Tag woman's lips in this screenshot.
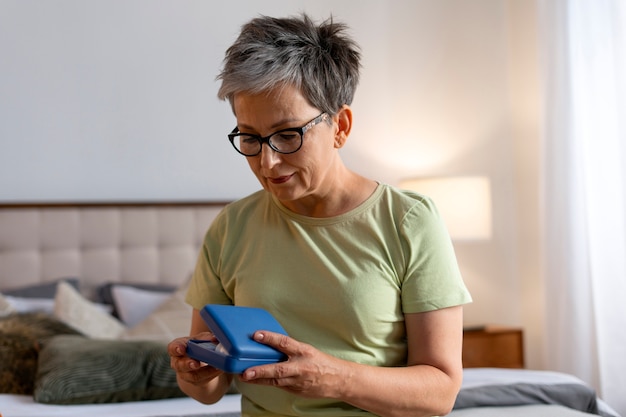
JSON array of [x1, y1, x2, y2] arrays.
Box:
[[269, 174, 293, 184]]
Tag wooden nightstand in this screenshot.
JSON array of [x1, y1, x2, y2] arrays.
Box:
[[462, 325, 524, 368]]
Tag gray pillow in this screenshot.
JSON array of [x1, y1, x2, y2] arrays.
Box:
[[3, 278, 79, 298]]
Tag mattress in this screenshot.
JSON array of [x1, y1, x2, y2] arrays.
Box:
[[0, 393, 242, 417]]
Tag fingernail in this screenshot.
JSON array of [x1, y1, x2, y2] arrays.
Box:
[[255, 332, 264, 341], [189, 361, 197, 369]]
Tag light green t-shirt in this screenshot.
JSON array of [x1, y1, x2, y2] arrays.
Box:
[[186, 184, 471, 417]]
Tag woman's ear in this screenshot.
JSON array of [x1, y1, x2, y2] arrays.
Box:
[[334, 105, 353, 149]]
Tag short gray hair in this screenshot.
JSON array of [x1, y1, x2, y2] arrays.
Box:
[[217, 14, 361, 115]]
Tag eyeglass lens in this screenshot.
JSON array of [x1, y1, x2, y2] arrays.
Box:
[[235, 131, 302, 155]]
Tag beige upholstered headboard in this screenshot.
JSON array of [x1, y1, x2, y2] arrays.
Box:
[[0, 202, 228, 296]]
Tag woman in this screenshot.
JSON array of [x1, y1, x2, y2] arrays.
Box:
[[168, 13, 471, 417]]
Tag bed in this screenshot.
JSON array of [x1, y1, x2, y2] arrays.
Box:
[[0, 202, 621, 417]]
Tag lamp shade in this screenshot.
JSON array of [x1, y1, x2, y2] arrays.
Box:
[[399, 176, 492, 240]]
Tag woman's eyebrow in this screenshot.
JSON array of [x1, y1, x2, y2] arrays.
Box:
[[237, 117, 301, 133]]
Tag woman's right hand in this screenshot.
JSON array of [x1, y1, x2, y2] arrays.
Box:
[[168, 332, 231, 403]]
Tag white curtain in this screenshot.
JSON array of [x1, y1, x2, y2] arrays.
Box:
[[540, 0, 626, 414]]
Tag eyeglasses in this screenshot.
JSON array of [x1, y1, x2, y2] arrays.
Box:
[[228, 112, 329, 156]]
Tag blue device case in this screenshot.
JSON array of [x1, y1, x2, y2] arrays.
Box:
[[186, 304, 288, 374]]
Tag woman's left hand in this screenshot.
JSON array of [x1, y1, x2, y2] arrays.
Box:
[[239, 330, 348, 399]]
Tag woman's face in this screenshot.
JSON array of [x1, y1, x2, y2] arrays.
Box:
[[232, 85, 344, 213]]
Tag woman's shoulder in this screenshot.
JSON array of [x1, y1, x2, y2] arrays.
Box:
[[378, 183, 438, 214], [222, 189, 269, 214], [209, 190, 273, 226]]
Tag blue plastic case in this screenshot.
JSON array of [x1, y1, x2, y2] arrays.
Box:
[[186, 304, 288, 374]]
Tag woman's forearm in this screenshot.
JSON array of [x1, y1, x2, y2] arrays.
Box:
[[177, 372, 232, 405], [335, 362, 461, 417]]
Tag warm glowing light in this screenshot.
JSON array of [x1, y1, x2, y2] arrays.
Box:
[[399, 176, 492, 240]]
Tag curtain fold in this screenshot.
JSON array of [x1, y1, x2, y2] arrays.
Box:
[[540, 1, 626, 415]]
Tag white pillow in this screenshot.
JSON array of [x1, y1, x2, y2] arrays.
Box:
[[1, 295, 55, 314], [111, 285, 172, 327], [121, 280, 192, 342], [54, 281, 126, 339]]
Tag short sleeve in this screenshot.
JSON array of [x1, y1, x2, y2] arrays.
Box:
[[400, 196, 472, 313]]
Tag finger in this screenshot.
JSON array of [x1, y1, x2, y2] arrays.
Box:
[[253, 330, 295, 354], [193, 331, 218, 342], [169, 332, 218, 356], [171, 352, 220, 376], [170, 353, 200, 372], [168, 337, 191, 357], [180, 363, 223, 385], [241, 361, 292, 382]]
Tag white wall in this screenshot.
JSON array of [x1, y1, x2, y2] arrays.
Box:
[[0, 1, 544, 367]]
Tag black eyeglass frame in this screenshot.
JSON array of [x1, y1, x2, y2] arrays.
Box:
[[227, 112, 329, 156]]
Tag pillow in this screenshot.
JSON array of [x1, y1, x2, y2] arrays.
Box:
[[454, 368, 604, 415], [111, 285, 172, 327], [34, 335, 186, 404], [3, 278, 79, 298], [0, 312, 82, 394], [1, 296, 55, 314], [53, 281, 126, 339], [121, 279, 192, 342], [0, 278, 80, 315], [96, 282, 176, 319]]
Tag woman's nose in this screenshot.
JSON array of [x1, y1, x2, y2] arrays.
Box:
[[259, 143, 281, 168]]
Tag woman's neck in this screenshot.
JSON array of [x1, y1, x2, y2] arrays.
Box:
[[280, 173, 378, 218]]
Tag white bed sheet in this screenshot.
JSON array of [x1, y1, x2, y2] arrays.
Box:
[[449, 404, 599, 417], [0, 393, 242, 417], [461, 367, 587, 388]]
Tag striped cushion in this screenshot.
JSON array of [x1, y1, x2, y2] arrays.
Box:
[[34, 335, 185, 404]]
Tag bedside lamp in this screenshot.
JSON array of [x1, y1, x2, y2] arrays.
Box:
[[398, 176, 492, 240]]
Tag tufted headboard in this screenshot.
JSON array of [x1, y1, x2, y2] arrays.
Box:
[[0, 202, 228, 296]]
